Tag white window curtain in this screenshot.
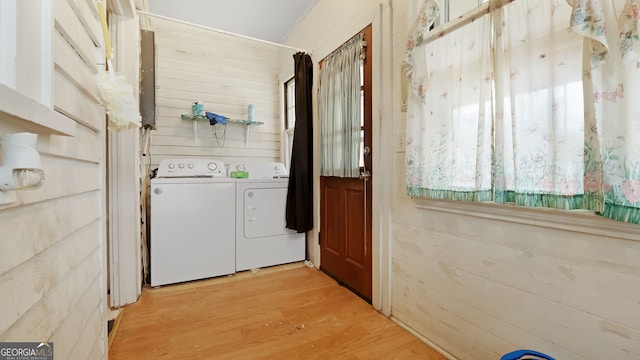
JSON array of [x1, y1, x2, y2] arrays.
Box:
[[319, 33, 364, 178], [405, 0, 640, 224], [405, 0, 493, 201], [492, 0, 585, 208], [568, 0, 640, 223]]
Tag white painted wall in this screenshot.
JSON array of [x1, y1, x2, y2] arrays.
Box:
[[285, 1, 640, 359], [0, 0, 107, 358], [148, 17, 284, 166]]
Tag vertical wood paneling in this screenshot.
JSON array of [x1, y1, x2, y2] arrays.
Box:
[[149, 17, 283, 167], [0, 0, 106, 358]]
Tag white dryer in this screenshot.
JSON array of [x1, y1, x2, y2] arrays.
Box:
[[150, 159, 235, 286], [228, 162, 305, 271]]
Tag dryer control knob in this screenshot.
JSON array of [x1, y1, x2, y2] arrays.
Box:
[[178, 163, 185, 169], [236, 164, 246, 171], [207, 162, 218, 171], [168, 163, 175, 169], [274, 165, 281, 171], [188, 163, 195, 169]]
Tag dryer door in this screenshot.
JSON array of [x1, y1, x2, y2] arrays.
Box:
[[242, 187, 292, 238]]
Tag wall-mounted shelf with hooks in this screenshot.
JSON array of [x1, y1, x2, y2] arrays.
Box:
[[180, 114, 264, 126], [180, 114, 263, 146]]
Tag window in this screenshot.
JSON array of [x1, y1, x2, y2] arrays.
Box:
[[0, 0, 52, 106], [406, 0, 640, 225], [447, 0, 488, 23], [283, 77, 295, 169]]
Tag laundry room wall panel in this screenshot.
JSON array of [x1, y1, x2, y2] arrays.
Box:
[[50, 274, 102, 359], [149, 16, 283, 166], [0, 247, 102, 341], [151, 146, 279, 161], [53, 30, 99, 102], [0, 0, 106, 357], [0, 190, 100, 276], [0, 220, 100, 335], [53, 0, 101, 73], [151, 133, 278, 151], [39, 125, 102, 163], [53, 70, 103, 131]]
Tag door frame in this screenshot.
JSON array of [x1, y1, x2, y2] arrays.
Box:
[[107, 9, 142, 308], [313, 9, 394, 314], [370, 3, 394, 316]]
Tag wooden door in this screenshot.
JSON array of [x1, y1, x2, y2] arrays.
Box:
[[320, 25, 372, 302]]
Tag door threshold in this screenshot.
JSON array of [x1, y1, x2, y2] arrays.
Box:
[[319, 267, 372, 304]]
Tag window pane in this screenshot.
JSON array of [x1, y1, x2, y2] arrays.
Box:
[[449, 0, 488, 22], [285, 78, 296, 129], [359, 129, 364, 168], [360, 90, 364, 127]]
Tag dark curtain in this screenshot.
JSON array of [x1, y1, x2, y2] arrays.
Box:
[[286, 52, 314, 233]]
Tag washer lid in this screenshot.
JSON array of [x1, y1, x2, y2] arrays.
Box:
[[157, 159, 227, 178]]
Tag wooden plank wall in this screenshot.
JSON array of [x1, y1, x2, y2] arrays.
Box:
[[0, 0, 107, 358], [148, 17, 283, 166], [390, 1, 640, 360]]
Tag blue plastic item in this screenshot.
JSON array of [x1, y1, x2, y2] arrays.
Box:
[[501, 350, 555, 360], [205, 111, 227, 125]]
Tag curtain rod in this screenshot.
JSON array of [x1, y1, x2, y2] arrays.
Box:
[[422, 0, 515, 46], [137, 10, 311, 54]]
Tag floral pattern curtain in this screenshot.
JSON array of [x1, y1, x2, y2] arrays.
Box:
[[569, 0, 640, 223], [405, 0, 640, 224], [492, 0, 585, 208], [405, 0, 494, 201]]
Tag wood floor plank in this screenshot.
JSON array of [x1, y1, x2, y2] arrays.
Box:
[[109, 267, 446, 359]]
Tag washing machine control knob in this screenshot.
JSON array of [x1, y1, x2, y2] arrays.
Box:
[[168, 163, 175, 169], [188, 163, 195, 169], [207, 162, 218, 171], [274, 165, 281, 171], [236, 164, 246, 171], [178, 163, 185, 169]]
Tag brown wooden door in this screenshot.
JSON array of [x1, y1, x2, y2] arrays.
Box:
[[320, 25, 372, 302]]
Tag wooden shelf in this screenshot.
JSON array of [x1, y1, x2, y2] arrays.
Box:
[[0, 84, 75, 136]]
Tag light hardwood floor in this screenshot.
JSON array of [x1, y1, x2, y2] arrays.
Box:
[[109, 265, 446, 359]]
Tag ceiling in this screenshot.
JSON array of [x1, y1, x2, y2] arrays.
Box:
[[147, 0, 318, 43]]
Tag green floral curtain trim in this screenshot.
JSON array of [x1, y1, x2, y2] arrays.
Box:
[[495, 192, 586, 210], [602, 204, 640, 224], [407, 187, 493, 202], [583, 193, 605, 213]]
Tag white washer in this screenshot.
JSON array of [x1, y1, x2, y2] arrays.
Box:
[[151, 159, 235, 286], [228, 162, 305, 271]]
